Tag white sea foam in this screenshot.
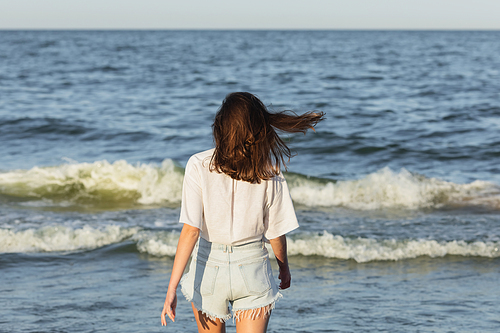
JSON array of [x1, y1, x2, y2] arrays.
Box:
[[0, 162, 498, 210], [287, 231, 500, 262], [0, 159, 183, 205], [0, 225, 138, 253], [2, 226, 498, 261], [132, 230, 500, 262], [289, 167, 498, 210], [135, 230, 180, 257]]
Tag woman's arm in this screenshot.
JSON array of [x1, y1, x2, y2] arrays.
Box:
[[161, 223, 200, 326], [269, 234, 291, 290]]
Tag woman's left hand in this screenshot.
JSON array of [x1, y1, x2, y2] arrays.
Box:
[[161, 290, 177, 326]]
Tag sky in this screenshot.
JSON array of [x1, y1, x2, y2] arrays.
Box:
[[0, 0, 499, 30]]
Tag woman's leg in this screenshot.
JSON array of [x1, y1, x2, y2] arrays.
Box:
[[192, 303, 226, 333], [235, 307, 271, 333]]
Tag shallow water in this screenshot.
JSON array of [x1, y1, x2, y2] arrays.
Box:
[[1, 30, 500, 332], [2, 250, 498, 332]]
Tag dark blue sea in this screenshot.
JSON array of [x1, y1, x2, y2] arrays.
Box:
[[1, 30, 499, 332]]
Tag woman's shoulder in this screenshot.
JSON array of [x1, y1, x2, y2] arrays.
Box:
[[266, 171, 289, 194], [270, 171, 286, 183], [186, 148, 215, 169], [190, 148, 215, 160]]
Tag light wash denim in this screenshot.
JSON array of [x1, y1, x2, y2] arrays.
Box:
[[180, 237, 281, 322]]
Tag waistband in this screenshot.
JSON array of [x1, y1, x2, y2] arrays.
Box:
[[198, 237, 265, 253]]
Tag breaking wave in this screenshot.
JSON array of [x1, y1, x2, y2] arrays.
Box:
[[0, 159, 184, 207], [286, 231, 500, 263], [0, 161, 499, 211], [138, 230, 500, 262], [0, 225, 138, 253], [2, 227, 498, 262], [287, 167, 499, 210]]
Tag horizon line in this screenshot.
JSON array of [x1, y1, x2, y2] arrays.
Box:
[[1, 28, 499, 31]]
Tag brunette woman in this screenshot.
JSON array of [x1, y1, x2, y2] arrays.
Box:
[[161, 92, 324, 332]]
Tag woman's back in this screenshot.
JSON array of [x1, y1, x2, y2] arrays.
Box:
[[180, 148, 298, 246]]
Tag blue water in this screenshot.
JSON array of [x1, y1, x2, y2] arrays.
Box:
[[1, 30, 499, 332]]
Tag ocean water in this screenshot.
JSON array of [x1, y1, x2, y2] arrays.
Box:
[[0, 30, 499, 332]]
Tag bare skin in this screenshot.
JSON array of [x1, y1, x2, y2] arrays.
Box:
[[161, 223, 200, 326], [191, 303, 226, 332], [234, 307, 271, 333], [161, 224, 291, 333], [269, 235, 291, 290]]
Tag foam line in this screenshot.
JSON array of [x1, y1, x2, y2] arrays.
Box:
[[288, 167, 498, 210], [133, 230, 500, 262], [286, 231, 500, 262], [0, 159, 183, 205], [1, 162, 498, 210], [0, 225, 138, 253]]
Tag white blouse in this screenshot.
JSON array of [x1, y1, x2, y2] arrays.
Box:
[[179, 149, 299, 245]]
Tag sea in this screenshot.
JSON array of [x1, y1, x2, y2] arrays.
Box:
[[0, 30, 499, 332]]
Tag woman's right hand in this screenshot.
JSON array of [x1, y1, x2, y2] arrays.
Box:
[[160, 224, 200, 327], [161, 290, 177, 326]]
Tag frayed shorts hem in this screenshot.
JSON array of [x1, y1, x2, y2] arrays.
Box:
[[232, 292, 282, 322], [182, 287, 282, 323]]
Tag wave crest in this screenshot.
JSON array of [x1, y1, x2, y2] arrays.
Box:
[[133, 230, 500, 262], [0, 225, 137, 253], [288, 167, 498, 210], [0, 159, 183, 207], [135, 230, 179, 257], [1, 162, 498, 210], [2, 226, 498, 262], [287, 231, 500, 263]]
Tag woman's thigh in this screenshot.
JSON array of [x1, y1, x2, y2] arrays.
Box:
[[192, 303, 226, 333], [235, 308, 271, 333]]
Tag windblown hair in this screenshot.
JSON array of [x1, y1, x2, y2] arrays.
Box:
[[210, 92, 325, 183]]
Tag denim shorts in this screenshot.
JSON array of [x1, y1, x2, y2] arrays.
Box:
[[180, 237, 281, 322]]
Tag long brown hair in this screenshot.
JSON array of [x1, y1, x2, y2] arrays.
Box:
[[210, 92, 324, 183]]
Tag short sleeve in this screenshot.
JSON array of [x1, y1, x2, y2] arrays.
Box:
[[264, 174, 299, 240], [179, 156, 203, 229]]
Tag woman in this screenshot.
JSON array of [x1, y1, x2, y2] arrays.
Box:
[[161, 92, 324, 332]]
